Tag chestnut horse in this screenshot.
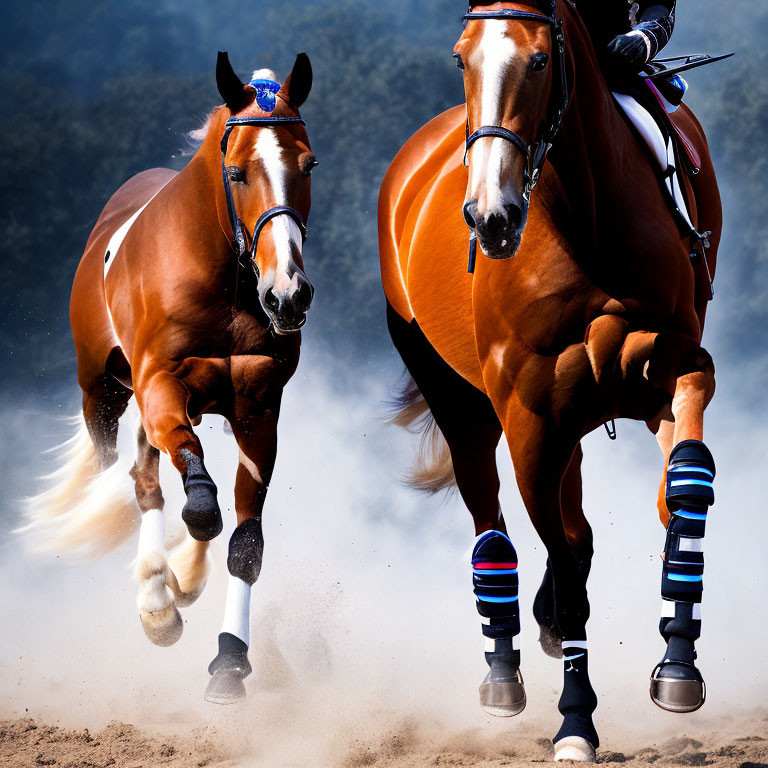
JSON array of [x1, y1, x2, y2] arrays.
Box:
[[24, 52, 317, 704], [381, 0, 721, 759]]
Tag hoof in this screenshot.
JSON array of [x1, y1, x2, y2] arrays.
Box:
[[554, 736, 596, 762], [205, 669, 247, 705], [140, 603, 183, 647], [650, 664, 706, 713], [538, 624, 564, 659], [479, 669, 526, 717]]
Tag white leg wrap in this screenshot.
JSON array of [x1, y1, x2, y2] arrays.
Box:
[[220, 575, 251, 646]]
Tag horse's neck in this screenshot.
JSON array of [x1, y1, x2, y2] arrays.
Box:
[[546, 8, 633, 234], [173, 112, 232, 258]]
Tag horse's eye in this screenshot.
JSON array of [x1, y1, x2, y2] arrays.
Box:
[[227, 166, 245, 183], [530, 53, 549, 72], [453, 52, 465, 71], [301, 156, 319, 177]]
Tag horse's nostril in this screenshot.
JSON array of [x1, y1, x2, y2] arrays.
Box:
[[504, 202, 523, 231], [295, 281, 313, 309], [463, 201, 478, 229], [264, 288, 279, 311]]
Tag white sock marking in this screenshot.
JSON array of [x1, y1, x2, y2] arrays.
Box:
[[138, 508, 165, 556]]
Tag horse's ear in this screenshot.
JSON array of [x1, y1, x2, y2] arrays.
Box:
[[216, 51, 252, 113], [279, 53, 313, 110]]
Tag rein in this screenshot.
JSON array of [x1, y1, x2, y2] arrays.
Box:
[[220, 116, 308, 279], [462, 0, 569, 270]]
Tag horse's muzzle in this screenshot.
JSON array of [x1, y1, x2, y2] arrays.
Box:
[[262, 271, 314, 334], [463, 199, 527, 260]]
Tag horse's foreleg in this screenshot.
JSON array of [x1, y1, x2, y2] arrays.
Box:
[[204, 401, 279, 705], [645, 340, 716, 713], [136, 362, 227, 542], [505, 411, 597, 761], [386, 306, 524, 716]]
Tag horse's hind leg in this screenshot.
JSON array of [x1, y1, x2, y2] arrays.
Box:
[[645, 336, 716, 713], [387, 306, 525, 717], [82, 373, 132, 470], [204, 395, 280, 704], [131, 421, 186, 647], [533, 443, 594, 660]]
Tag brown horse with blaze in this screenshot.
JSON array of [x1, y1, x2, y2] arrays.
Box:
[[381, 0, 721, 759], [23, 52, 317, 704]]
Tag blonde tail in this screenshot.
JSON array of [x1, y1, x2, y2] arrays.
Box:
[[19, 413, 140, 557], [389, 376, 457, 494]]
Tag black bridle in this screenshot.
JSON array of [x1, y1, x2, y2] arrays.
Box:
[[220, 116, 308, 276], [462, 1, 569, 269]]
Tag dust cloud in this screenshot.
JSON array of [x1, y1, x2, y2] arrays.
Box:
[[0, 342, 765, 765]]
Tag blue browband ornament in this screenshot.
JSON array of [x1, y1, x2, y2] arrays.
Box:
[[249, 79, 281, 113]]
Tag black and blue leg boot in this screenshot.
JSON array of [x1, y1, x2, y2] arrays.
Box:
[[180, 448, 223, 541], [472, 530, 526, 716], [650, 439, 714, 713]]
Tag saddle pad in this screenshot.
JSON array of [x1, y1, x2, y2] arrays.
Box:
[[612, 91, 694, 232]]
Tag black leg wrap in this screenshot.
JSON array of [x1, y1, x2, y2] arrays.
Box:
[[227, 518, 264, 586], [651, 439, 714, 713], [473, 531, 525, 716], [554, 644, 599, 748], [205, 632, 251, 705], [180, 449, 222, 541]]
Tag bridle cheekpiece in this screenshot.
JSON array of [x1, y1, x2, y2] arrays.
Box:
[[463, 0, 569, 203], [220, 113, 308, 278]]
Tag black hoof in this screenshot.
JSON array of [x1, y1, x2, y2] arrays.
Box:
[[650, 662, 706, 713], [479, 668, 526, 717], [204, 669, 246, 704]]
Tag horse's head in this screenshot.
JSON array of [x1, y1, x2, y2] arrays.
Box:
[[216, 52, 316, 334], [456, 1, 565, 259]]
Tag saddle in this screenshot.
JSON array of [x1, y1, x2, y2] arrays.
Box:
[[610, 54, 731, 300]]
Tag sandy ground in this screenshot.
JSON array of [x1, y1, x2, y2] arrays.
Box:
[[1, 712, 767, 768]]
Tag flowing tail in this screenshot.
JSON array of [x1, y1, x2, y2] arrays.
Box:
[[19, 413, 140, 557], [389, 375, 457, 494]]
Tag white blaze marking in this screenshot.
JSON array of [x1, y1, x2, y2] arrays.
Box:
[[221, 575, 252, 646], [254, 130, 303, 294], [469, 23, 519, 208]]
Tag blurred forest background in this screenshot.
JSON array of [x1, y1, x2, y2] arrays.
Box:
[[0, 0, 764, 399]]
